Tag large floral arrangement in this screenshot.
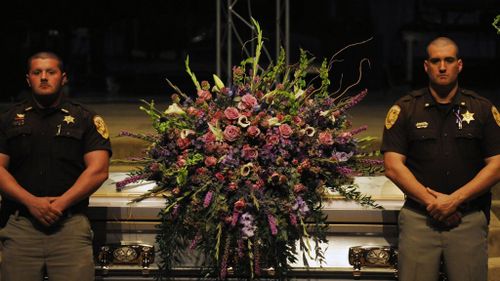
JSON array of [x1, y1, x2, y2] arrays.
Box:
[[116, 20, 382, 280]]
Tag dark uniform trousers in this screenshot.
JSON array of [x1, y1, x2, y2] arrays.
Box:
[[0, 213, 94, 281]]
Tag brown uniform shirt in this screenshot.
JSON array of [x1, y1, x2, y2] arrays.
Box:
[[0, 97, 112, 224], [381, 88, 500, 217]]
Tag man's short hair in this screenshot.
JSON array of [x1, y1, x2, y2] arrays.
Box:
[[426, 37, 460, 58], [26, 51, 65, 73]]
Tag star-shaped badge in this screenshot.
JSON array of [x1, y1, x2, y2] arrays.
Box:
[[461, 110, 475, 124], [63, 115, 75, 124]]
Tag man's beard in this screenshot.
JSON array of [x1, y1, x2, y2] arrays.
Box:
[[33, 92, 61, 108]]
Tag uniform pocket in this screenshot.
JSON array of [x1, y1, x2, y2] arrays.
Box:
[[455, 128, 482, 159], [408, 129, 438, 159], [5, 127, 32, 163], [53, 128, 85, 184], [53, 128, 84, 161]]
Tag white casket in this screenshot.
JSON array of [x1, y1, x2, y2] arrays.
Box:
[[89, 173, 404, 280]]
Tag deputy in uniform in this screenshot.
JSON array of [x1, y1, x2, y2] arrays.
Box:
[[382, 37, 500, 280], [0, 52, 111, 281]]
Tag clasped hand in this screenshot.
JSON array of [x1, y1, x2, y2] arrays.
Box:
[[26, 196, 64, 227], [425, 188, 462, 227]]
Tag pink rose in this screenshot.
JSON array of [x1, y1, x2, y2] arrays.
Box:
[[238, 94, 258, 110], [293, 183, 306, 193], [233, 66, 244, 76], [224, 107, 240, 120], [220, 87, 230, 95], [150, 163, 159, 172], [318, 131, 334, 145], [247, 126, 261, 138], [339, 132, 352, 139], [241, 144, 258, 160], [234, 199, 246, 210], [201, 132, 216, 143], [176, 138, 191, 149], [279, 124, 293, 139], [204, 156, 217, 167], [223, 125, 241, 142], [204, 143, 217, 153], [293, 116, 304, 126], [215, 172, 225, 182], [187, 107, 198, 116], [267, 135, 280, 145], [176, 157, 186, 167], [196, 167, 208, 175], [197, 89, 212, 101], [228, 182, 238, 191]]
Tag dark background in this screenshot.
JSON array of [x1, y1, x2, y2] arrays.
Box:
[[1, 0, 499, 103]]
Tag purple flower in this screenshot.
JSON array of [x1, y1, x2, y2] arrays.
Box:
[[339, 89, 368, 113], [115, 173, 149, 191], [358, 159, 384, 165], [292, 196, 310, 216], [337, 166, 354, 176], [203, 191, 213, 208], [267, 214, 278, 235], [333, 151, 354, 162], [350, 125, 368, 135], [231, 210, 240, 226], [189, 233, 202, 250], [238, 239, 245, 258], [290, 213, 298, 226]]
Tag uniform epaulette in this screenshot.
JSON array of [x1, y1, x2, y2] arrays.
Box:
[[399, 95, 413, 102], [1, 100, 29, 115], [460, 89, 490, 103], [64, 100, 95, 114], [409, 88, 427, 98]]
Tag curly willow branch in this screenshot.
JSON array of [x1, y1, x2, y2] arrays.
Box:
[[328, 37, 373, 66], [333, 58, 371, 101]]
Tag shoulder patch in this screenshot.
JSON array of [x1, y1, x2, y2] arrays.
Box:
[[93, 115, 109, 139], [385, 105, 401, 130], [492, 106, 500, 127]]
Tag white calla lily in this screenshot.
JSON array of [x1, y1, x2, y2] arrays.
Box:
[[267, 117, 281, 127], [237, 116, 251, 128], [180, 129, 196, 139], [164, 103, 186, 115]]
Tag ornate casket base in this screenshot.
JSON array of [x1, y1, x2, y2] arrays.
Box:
[[89, 174, 404, 280]]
